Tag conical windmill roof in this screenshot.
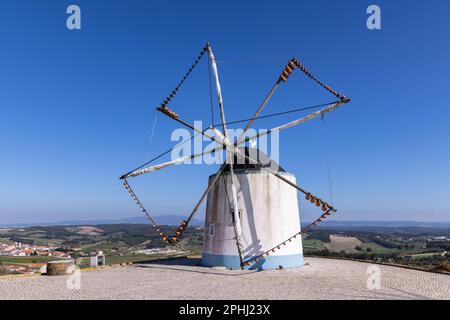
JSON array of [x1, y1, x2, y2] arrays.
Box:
[[222, 147, 285, 173]]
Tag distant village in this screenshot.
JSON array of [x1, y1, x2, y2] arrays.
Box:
[[0, 241, 73, 274], [134, 248, 187, 255], [0, 241, 72, 258], [0, 239, 189, 275]]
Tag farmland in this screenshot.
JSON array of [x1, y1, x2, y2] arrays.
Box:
[[1, 223, 450, 275], [303, 226, 450, 272], [0, 224, 203, 275]]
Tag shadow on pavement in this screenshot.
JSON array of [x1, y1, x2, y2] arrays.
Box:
[[135, 257, 259, 277]]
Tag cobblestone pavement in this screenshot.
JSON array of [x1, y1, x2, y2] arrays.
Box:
[[1, 257, 449, 300]]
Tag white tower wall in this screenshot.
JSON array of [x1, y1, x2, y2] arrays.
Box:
[[202, 170, 304, 270]]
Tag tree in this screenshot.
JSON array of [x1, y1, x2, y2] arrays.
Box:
[[433, 261, 450, 272]]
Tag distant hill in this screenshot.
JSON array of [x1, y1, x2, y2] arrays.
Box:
[[4, 217, 450, 230], [122, 215, 203, 227], [1, 215, 203, 228], [310, 220, 450, 229]]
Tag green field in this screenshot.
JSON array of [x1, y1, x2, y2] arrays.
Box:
[[74, 253, 190, 267], [0, 256, 58, 265], [1, 223, 449, 273], [105, 253, 178, 265], [0, 253, 191, 271], [0, 224, 203, 255], [407, 252, 444, 259], [360, 242, 394, 254], [0, 224, 202, 274], [302, 239, 324, 251], [0, 237, 14, 244]]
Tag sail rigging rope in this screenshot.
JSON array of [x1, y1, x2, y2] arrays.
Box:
[[157, 45, 207, 112], [213, 100, 339, 127], [122, 179, 174, 245], [321, 113, 334, 207], [216, 58, 287, 65], [144, 111, 159, 161], [122, 98, 335, 179], [120, 127, 209, 179], [243, 208, 333, 267]]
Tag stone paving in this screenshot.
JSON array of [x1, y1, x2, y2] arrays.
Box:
[[0, 257, 449, 300]]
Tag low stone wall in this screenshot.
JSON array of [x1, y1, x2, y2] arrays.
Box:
[[46, 260, 75, 276]]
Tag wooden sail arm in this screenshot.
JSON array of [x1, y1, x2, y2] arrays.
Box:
[[207, 43, 246, 268], [243, 209, 334, 268], [236, 59, 297, 145], [170, 162, 228, 242], [228, 145, 337, 213], [239, 101, 346, 145], [124, 156, 192, 178], [124, 101, 346, 179], [271, 101, 345, 131], [197, 133, 337, 214], [237, 57, 350, 146]]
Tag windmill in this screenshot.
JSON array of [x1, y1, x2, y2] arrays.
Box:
[[120, 43, 350, 270]]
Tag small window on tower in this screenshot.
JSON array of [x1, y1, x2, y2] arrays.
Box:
[[209, 224, 215, 236]]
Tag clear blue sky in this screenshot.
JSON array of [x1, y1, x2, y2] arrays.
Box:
[[1, 0, 449, 224]]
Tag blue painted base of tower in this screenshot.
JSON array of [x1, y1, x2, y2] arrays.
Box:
[[202, 252, 305, 270]]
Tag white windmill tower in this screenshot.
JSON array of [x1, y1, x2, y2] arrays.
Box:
[[202, 147, 305, 269], [120, 43, 350, 270]]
